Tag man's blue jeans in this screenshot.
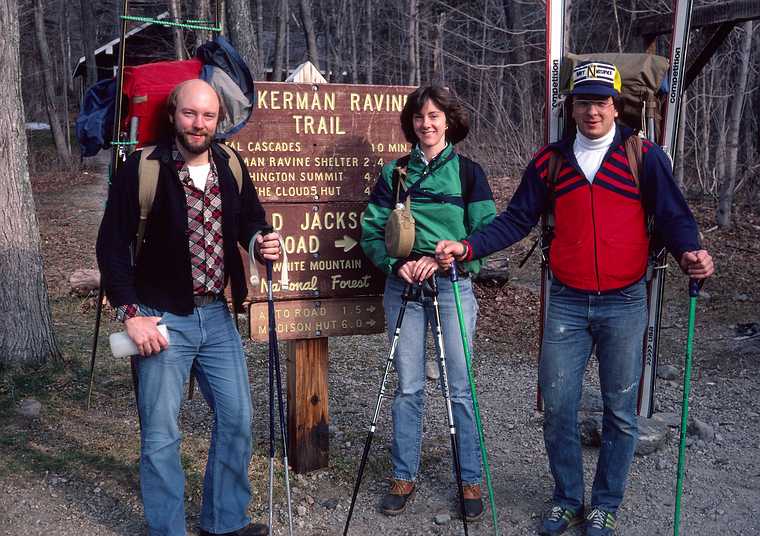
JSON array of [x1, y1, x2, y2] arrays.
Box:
[[383, 275, 482, 485], [539, 278, 647, 513], [137, 300, 252, 536]]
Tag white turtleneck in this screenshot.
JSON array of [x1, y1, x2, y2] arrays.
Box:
[[573, 124, 616, 183]]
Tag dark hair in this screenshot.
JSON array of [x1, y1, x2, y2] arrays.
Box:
[[166, 79, 227, 128], [400, 85, 470, 145]]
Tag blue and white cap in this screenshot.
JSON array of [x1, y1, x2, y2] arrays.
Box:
[[568, 61, 622, 97]]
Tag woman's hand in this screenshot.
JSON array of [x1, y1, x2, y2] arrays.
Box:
[[412, 256, 439, 282]]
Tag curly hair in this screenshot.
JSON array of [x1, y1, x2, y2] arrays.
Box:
[[400, 85, 470, 145]]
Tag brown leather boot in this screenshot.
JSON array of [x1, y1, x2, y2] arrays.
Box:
[[381, 479, 416, 516], [462, 483, 484, 521]]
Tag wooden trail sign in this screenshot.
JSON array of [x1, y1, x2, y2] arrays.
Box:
[[230, 69, 416, 472]]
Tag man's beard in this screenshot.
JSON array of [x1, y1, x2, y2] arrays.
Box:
[[175, 126, 213, 155]]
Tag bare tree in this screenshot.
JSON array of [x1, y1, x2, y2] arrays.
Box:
[[407, 0, 417, 86], [1, 0, 61, 366], [273, 0, 289, 81], [33, 0, 69, 163], [168, 0, 187, 60], [718, 21, 754, 228], [193, 0, 213, 51], [365, 0, 373, 84], [226, 0, 262, 78], [79, 0, 97, 86], [299, 0, 320, 70]]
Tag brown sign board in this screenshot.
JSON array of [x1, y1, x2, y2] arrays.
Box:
[[249, 297, 385, 342], [243, 202, 387, 301], [227, 82, 415, 203]]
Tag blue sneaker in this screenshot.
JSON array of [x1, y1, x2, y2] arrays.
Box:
[[585, 507, 616, 535], [540, 504, 585, 535]]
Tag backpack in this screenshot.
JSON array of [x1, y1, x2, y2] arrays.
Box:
[[135, 143, 244, 253], [384, 153, 477, 258]]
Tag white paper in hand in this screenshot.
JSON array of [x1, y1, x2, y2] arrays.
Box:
[[109, 324, 170, 358]]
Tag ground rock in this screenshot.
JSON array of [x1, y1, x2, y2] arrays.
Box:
[[651, 411, 681, 427], [579, 414, 602, 447], [580, 388, 604, 413], [16, 398, 42, 418], [687, 416, 715, 441], [656, 364, 680, 381], [434, 513, 451, 525], [69, 269, 100, 295], [636, 417, 669, 455]]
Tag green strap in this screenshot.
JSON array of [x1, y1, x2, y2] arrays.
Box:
[[121, 15, 221, 32]]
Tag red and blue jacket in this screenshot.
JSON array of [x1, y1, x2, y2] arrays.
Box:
[[465, 126, 701, 293]]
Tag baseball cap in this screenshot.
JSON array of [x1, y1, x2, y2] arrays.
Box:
[[567, 61, 622, 97]]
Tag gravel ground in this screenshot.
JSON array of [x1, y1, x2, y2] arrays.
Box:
[[1, 161, 758, 536]]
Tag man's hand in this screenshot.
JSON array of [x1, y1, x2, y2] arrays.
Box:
[[125, 316, 169, 357], [256, 232, 282, 261], [679, 249, 714, 279], [434, 240, 465, 270]]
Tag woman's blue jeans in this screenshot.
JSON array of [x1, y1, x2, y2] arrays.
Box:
[[383, 274, 482, 485], [539, 278, 647, 513], [136, 300, 253, 536]]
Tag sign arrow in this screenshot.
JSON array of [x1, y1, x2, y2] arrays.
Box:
[[334, 235, 358, 252], [366, 319, 376, 327], [366, 305, 376, 313]]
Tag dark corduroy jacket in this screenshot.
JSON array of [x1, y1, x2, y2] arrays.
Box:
[[96, 140, 268, 315]]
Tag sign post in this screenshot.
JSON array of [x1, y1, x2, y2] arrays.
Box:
[[230, 66, 414, 471]]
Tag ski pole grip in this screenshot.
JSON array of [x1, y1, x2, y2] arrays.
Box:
[[450, 260, 459, 282], [689, 278, 701, 298]]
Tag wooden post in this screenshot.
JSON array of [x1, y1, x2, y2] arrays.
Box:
[[285, 62, 329, 473], [287, 338, 330, 472]]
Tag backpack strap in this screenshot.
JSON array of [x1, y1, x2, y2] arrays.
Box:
[[457, 155, 475, 232], [624, 134, 643, 188], [136, 146, 159, 255], [218, 143, 244, 193], [391, 155, 411, 206]]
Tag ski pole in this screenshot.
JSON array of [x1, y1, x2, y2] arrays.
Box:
[[450, 261, 500, 535], [343, 282, 416, 535], [427, 276, 468, 536], [673, 278, 701, 536], [264, 230, 294, 536]]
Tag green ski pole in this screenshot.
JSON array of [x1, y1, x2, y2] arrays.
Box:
[[674, 279, 701, 536], [450, 260, 500, 535]]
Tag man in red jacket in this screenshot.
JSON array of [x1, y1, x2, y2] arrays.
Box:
[[97, 79, 279, 536], [435, 62, 713, 536]]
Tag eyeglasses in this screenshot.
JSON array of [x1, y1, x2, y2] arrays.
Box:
[[573, 99, 614, 111]]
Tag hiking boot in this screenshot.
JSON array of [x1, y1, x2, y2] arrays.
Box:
[[540, 504, 585, 535], [381, 479, 415, 516], [585, 507, 616, 536], [462, 483, 484, 521], [199, 523, 268, 536]]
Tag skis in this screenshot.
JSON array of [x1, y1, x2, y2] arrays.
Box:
[[536, 0, 566, 411], [637, 0, 694, 418]]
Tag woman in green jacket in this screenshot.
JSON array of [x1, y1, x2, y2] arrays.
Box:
[[360, 85, 496, 521]]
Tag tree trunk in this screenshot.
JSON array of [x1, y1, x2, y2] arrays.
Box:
[[431, 11, 445, 85], [675, 91, 687, 190], [256, 0, 265, 71], [226, 0, 262, 78], [59, 0, 70, 153], [79, 0, 97, 86], [366, 0, 373, 84], [33, 0, 69, 163], [273, 0, 288, 81], [0, 0, 61, 366], [717, 22, 754, 228], [299, 0, 320, 70], [168, 0, 187, 60], [193, 0, 212, 52], [349, 0, 358, 83], [407, 0, 417, 86]]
